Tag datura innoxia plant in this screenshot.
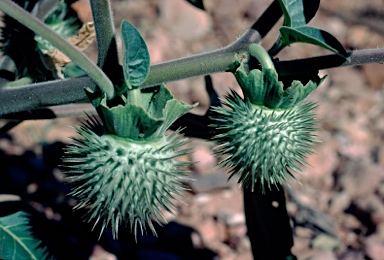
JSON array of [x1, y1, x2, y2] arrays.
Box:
[[64, 23, 323, 238], [212, 44, 323, 191], [0, 0, 355, 250], [63, 20, 195, 238]]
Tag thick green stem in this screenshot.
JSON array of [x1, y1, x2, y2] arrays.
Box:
[[90, 0, 120, 75], [1, 48, 384, 117], [127, 89, 141, 107], [0, 0, 115, 99], [275, 48, 384, 77], [140, 46, 247, 88], [0, 76, 96, 116], [248, 44, 275, 70]]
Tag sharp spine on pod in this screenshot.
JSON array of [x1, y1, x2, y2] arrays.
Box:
[[211, 43, 324, 192]]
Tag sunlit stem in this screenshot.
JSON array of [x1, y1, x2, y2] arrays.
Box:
[[248, 44, 275, 70]]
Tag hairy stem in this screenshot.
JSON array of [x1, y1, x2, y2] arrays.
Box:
[[1, 48, 384, 117], [248, 44, 275, 70], [127, 88, 141, 106], [1, 0, 384, 117], [140, 47, 245, 88], [90, 0, 120, 81], [0, 0, 115, 99], [275, 48, 384, 76], [0, 76, 96, 116]]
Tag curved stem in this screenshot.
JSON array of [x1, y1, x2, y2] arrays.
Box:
[[0, 0, 115, 99], [248, 44, 275, 70]]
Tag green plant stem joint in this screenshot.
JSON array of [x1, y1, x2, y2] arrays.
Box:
[[64, 85, 196, 238], [212, 44, 324, 192]]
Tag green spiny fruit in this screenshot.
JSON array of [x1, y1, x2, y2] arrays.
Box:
[[64, 116, 191, 238], [211, 55, 323, 191], [211, 90, 318, 191], [64, 85, 195, 238], [63, 20, 196, 239]]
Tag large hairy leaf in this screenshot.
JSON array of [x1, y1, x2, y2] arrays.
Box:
[[121, 20, 150, 88], [274, 0, 348, 59], [280, 26, 349, 58], [0, 212, 50, 260]]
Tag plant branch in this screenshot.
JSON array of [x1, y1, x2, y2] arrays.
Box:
[[89, 0, 121, 82], [0, 76, 96, 116], [140, 47, 246, 88], [0, 0, 115, 99], [139, 0, 284, 88], [1, 48, 384, 117], [0, 0, 383, 118], [275, 48, 384, 77]]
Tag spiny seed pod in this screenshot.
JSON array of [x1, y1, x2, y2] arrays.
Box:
[[64, 84, 195, 238], [211, 90, 318, 191], [211, 53, 324, 191], [64, 116, 191, 238]]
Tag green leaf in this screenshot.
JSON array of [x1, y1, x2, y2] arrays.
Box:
[[279, 75, 326, 107], [156, 99, 197, 136], [280, 26, 349, 58], [234, 66, 325, 109], [234, 64, 266, 106], [185, 0, 205, 10], [279, 0, 320, 27], [140, 85, 174, 119], [0, 212, 50, 260], [100, 100, 163, 141], [120, 20, 150, 88], [262, 69, 284, 108]]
